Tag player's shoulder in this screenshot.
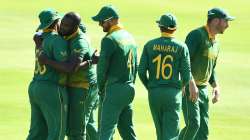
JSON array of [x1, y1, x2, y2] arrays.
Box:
[[42, 32, 59, 46], [172, 38, 187, 48], [102, 31, 119, 47], [53, 34, 67, 47], [107, 29, 132, 40], [77, 30, 88, 40], [187, 26, 204, 38], [103, 31, 136, 52], [144, 37, 162, 48], [44, 32, 62, 41], [71, 31, 90, 48]]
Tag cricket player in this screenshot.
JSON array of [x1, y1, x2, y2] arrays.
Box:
[[92, 5, 137, 140], [138, 13, 198, 140], [179, 8, 234, 140], [27, 9, 68, 140], [38, 12, 99, 140]]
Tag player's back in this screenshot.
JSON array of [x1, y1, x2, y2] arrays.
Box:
[[105, 29, 137, 85], [144, 36, 187, 89], [32, 32, 68, 85]]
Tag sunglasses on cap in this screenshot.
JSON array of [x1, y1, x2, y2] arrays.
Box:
[[99, 17, 113, 25]]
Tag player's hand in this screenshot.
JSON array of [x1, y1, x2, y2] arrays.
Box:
[[189, 79, 199, 102], [38, 53, 49, 65], [91, 50, 99, 64], [212, 87, 220, 104], [33, 32, 43, 49]]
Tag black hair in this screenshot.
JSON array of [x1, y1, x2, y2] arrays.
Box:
[[207, 18, 214, 24], [64, 12, 81, 27], [159, 26, 175, 33]]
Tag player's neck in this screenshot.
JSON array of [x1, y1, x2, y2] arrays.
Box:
[[206, 24, 217, 40], [207, 24, 217, 37], [64, 29, 79, 40]]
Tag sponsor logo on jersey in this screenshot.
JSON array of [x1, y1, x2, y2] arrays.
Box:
[[60, 51, 68, 57]]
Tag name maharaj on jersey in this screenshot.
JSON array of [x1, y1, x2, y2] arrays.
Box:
[[153, 45, 177, 53]]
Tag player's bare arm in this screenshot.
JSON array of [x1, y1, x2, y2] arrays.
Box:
[[189, 79, 199, 102], [33, 32, 43, 49], [211, 82, 220, 104]]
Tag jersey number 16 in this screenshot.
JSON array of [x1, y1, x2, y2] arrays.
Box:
[[152, 54, 173, 80]]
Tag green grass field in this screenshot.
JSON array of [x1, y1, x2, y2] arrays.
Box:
[[0, 0, 250, 139]]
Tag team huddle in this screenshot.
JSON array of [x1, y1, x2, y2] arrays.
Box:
[[26, 5, 234, 140]]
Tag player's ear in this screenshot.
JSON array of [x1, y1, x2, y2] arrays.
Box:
[[110, 18, 118, 25], [213, 18, 220, 25]]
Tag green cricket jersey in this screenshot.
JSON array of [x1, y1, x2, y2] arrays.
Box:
[[97, 25, 137, 92], [66, 30, 97, 89], [138, 32, 192, 89], [185, 26, 219, 86], [33, 31, 68, 85]]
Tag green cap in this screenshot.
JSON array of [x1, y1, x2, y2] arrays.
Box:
[[37, 9, 61, 31], [92, 5, 119, 22], [156, 13, 177, 30], [208, 8, 235, 21]]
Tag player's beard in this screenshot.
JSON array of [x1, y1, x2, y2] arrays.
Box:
[[101, 21, 112, 32], [58, 29, 72, 36], [218, 26, 227, 34], [217, 20, 228, 34], [59, 26, 78, 37], [102, 25, 109, 32]]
